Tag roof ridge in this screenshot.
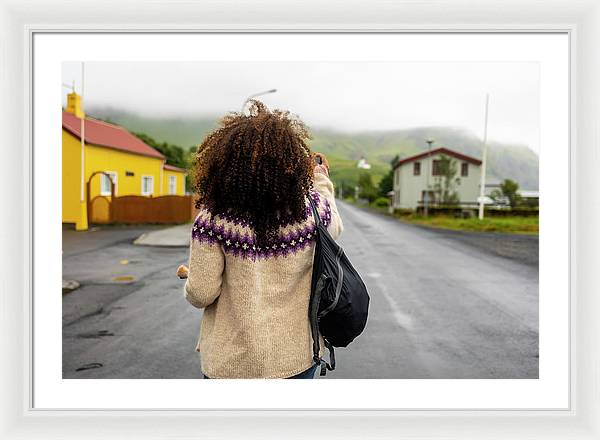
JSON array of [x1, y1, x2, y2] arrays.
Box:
[[394, 146, 481, 169], [164, 163, 186, 169], [61, 110, 165, 160], [85, 116, 129, 132], [62, 110, 131, 134]]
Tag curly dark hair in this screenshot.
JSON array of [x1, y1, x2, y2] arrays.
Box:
[[193, 100, 314, 246]]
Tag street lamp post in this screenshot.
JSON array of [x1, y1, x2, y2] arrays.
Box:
[[241, 89, 277, 113], [424, 138, 434, 216]]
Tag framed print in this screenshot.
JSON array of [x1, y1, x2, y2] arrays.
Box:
[[1, 0, 599, 439]]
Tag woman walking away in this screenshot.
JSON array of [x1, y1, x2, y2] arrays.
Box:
[[180, 101, 343, 379]]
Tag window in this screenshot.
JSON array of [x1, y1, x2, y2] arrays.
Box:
[[413, 162, 421, 176], [168, 175, 177, 195], [141, 175, 154, 196], [100, 171, 117, 196], [461, 162, 469, 177], [432, 160, 442, 176]]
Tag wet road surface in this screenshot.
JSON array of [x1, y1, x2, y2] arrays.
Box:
[[62, 201, 538, 379]]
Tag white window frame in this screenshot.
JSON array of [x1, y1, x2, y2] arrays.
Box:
[[168, 175, 177, 195], [100, 171, 117, 196], [141, 175, 154, 196]]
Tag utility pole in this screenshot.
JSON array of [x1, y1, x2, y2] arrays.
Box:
[[79, 62, 88, 230], [424, 138, 434, 216], [62, 65, 88, 230], [478, 94, 490, 220], [80, 62, 85, 204]]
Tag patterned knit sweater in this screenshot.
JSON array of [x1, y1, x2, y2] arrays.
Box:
[[184, 173, 343, 379]]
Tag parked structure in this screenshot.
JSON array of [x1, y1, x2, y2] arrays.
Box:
[[62, 91, 188, 230], [484, 182, 539, 207], [391, 147, 482, 210]]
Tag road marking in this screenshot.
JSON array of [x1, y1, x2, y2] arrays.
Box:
[[392, 309, 414, 331], [369, 274, 414, 331]]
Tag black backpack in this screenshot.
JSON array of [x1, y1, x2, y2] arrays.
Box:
[[308, 197, 370, 376]]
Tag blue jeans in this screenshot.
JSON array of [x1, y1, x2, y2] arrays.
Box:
[[203, 364, 318, 379], [289, 363, 318, 379]]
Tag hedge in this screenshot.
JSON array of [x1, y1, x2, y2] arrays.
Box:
[[406, 206, 539, 217]]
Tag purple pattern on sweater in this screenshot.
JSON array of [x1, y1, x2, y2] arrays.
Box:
[[191, 191, 331, 260]]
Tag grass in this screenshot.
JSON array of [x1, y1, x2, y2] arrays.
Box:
[[395, 213, 539, 234], [342, 198, 539, 235]]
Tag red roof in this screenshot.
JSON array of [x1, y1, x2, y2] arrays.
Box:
[[163, 164, 187, 173], [393, 147, 482, 169], [62, 110, 165, 160]]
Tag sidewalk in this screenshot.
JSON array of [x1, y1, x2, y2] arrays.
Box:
[[133, 223, 191, 247]]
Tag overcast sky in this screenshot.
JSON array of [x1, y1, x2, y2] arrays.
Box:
[[62, 61, 539, 153]]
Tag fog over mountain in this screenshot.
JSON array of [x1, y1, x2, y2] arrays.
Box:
[[64, 60, 541, 153], [88, 107, 539, 190]]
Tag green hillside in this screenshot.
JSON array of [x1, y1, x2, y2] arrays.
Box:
[[88, 107, 539, 190]]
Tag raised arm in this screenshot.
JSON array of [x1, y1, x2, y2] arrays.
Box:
[[313, 167, 344, 240]]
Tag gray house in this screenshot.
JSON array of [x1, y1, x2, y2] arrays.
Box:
[[391, 147, 482, 209]]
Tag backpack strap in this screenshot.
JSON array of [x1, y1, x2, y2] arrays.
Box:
[[309, 194, 321, 227], [325, 339, 336, 370], [318, 340, 335, 376], [309, 194, 336, 377], [310, 274, 326, 365]]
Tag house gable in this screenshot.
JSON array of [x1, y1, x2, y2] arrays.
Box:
[[393, 147, 482, 170]]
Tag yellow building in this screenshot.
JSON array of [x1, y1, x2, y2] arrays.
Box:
[[62, 92, 187, 230]]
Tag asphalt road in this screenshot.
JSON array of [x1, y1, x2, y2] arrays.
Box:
[[62, 202, 538, 379]]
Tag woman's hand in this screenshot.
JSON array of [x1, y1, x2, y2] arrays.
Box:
[[314, 164, 329, 176], [313, 153, 330, 177], [177, 265, 189, 279]]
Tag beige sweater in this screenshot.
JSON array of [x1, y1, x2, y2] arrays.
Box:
[[184, 173, 343, 379]]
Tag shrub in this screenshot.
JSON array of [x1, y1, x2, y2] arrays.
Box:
[[373, 197, 391, 208], [487, 207, 539, 217], [416, 206, 464, 216], [393, 208, 414, 217]]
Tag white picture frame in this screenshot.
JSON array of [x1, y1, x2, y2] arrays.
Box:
[[1, 0, 598, 438]]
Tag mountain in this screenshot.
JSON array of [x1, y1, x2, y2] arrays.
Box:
[[88, 107, 539, 190]]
